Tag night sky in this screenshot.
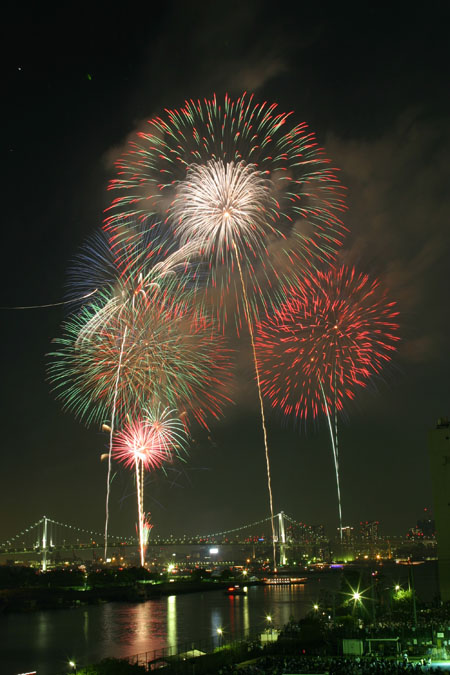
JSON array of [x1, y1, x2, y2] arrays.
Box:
[[2, 3, 449, 542]]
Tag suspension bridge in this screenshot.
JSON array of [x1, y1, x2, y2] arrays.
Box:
[[0, 511, 324, 571]]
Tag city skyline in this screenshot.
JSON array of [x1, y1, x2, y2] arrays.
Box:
[[1, 3, 449, 541]]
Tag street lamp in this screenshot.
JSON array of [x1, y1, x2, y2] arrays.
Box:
[[217, 627, 223, 647], [69, 661, 76, 673], [313, 603, 319, 611], [350, 590, 363, 619]]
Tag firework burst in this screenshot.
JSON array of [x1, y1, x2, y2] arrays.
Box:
[[105, 93, 347, 326], [49, 260, 232, 558], [66, 219, 202, 308], [256, 265, 399, 538], [112, 407, 187, 566], [49, 277, 232, 430], [174, 159, 272, 264], [104, 94, 346, 568], [256, 266, 400, 420]]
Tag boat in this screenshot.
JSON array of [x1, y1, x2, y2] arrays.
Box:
[[225, 584, 248, 595], [263, 576, 307, 585]]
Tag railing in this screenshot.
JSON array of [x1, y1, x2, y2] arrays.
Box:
[[125, 626, 266, 671]]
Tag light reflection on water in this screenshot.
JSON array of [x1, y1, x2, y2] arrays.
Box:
[[1, 583, 321, 675], [167, 594, 177, 649], [83, 608, 89, 642]]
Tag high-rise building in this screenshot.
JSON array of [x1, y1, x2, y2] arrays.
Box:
[[359, 520, 379, 542], [339, 526, 354, 542], [428, 418, 450, 602]]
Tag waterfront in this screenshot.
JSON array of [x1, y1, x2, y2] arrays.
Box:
[[1, 562, 439, 675], [2, 580, 325, 675]]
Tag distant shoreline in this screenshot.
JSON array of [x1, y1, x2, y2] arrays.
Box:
[[0, 579, 262, 613]]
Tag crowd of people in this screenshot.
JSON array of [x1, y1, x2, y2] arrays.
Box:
[[217, 655, 448, 673], [211, 606, 450, 675]]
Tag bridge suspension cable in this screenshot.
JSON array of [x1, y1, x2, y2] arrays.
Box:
[[195, 512, 284, 540], [0, 516, 137, 550], [45, 517, 137, 544], [1, 512, 298, 550], [0, 516, 46, 549]]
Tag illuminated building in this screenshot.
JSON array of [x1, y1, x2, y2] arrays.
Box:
[[359, 520, 379, 542], [339, 526, 354, 542], [428, 418, 450, 601]]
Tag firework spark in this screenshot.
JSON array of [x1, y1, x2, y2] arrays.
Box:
[[48, 277, 233, 430], [112, 407, 187, 565], [113, 407, 187, 470], [66, 219, 201, 308], [49, 255, 232, 557], [105, 93, 347, 326], [174, 160, 272, 264], [104, 94, 346, 568], [256, 265, 400, 536], [256, 266, 399, 419]]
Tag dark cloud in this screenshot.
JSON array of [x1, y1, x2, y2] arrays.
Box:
[[327, 110, 450, 363]]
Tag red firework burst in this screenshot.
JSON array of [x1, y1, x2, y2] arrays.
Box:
[[111, 416, 171, 471], [255, 265, 400, 421]]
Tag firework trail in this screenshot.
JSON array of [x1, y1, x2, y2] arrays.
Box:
[[141, 513, 154, 557], [233, 243, 276, 569], [112, 407, 187, 566], [0, 289, 98, 310], [256, 265, 400, 539], [104, 324, 128, 559], [104, 94, 347, 569]]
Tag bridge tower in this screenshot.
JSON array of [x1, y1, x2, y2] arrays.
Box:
[[41, 516, 49, 572], [278, 511, 287, 566]]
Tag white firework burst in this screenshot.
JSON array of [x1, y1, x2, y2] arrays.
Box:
[[172, 159, 274, 263]]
